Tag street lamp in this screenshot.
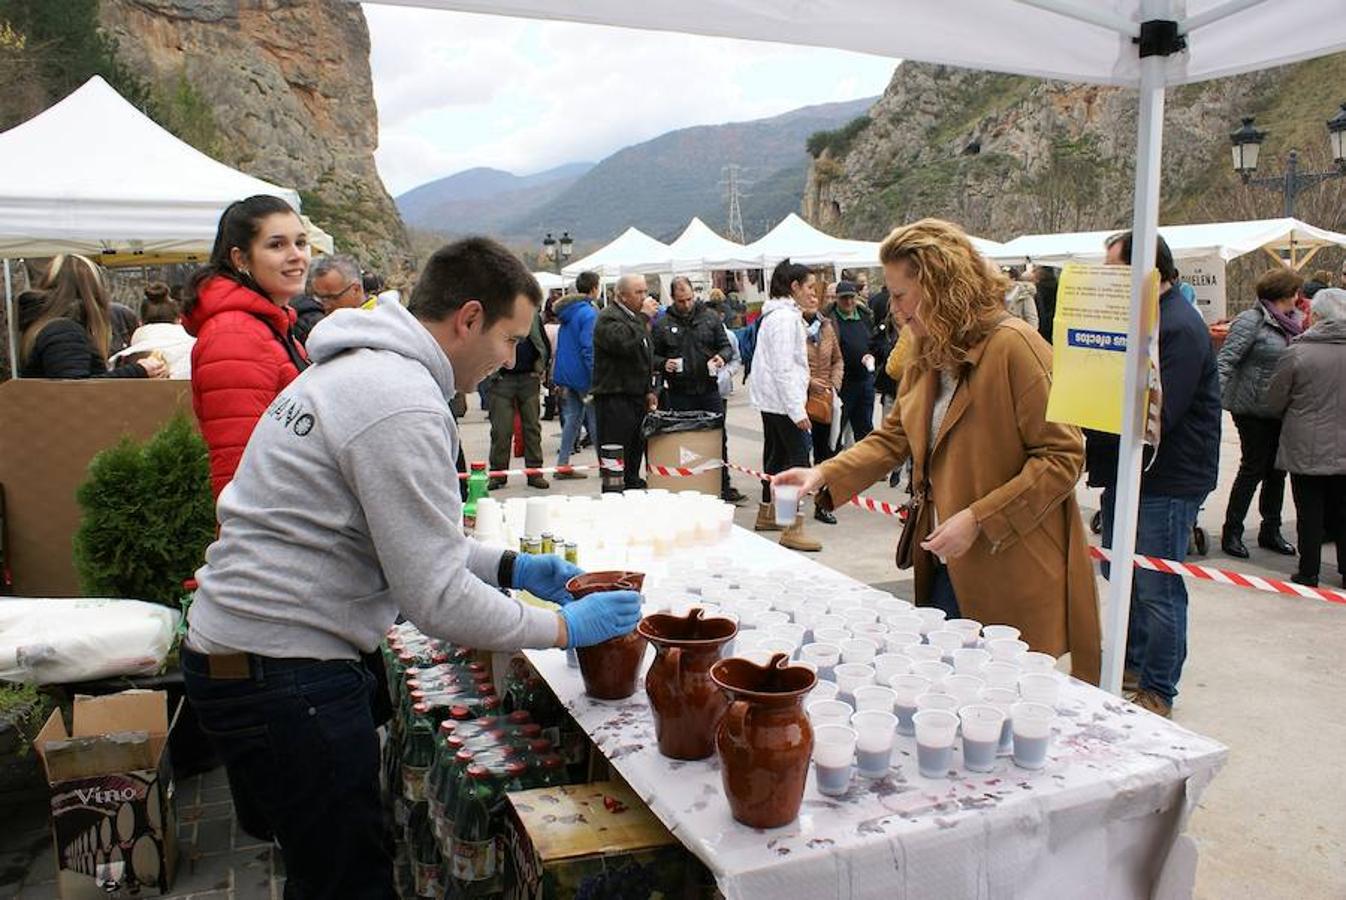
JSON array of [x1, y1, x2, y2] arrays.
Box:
[[542, 231, 573, 274], [1229, 104, 1346, 217]]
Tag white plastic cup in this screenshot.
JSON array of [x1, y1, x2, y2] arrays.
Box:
[[799, 642, 842, 681], [914, 607, 948, 635], [768, 622, 808, 652], [959, 704, 1006, 772], [773, 484, 801, 527], [524, 497, 550, 540], [946, 618, 983, 647], [927, 630, 965, 663], [1011, 701, 1054, 770], [671, 357, 684, 373], [851, 622, 889, 644], [876, 598, 914, 619], [758, 637, 798, 660], [915, 691, 961, 714], [884, 630, 923, 655], [840, 606, 879, 627], [980, 687, 1018, 753], [872, 652, 911, 684], [812, 724, 858, 796], [909, 660, 953, 687], [903, 643, 945, 665], [736, 598, 772, 628], [982, 660, 1023, 690], [811, 613, 848, 634], [943, 674, 986, 708], [850, 710, 898, 778], [807, 699, 855, 729], [756, 610, 790, 629], [853, 684, 897, 713], [980, 624, 1022, 644], [985, 638, 1030, 663], [833, 663, 876, 705], [1018, 673, 1062, 707], [809, 679, 840, 703], [840, 637, 879, 666], [1020, 651, 1059, 674], [913, 709, 959, 778], [884, 614, 925, 636], [888, 673, 932, 735], [952, 648, 991, 676], [814, 626, 853, 647]]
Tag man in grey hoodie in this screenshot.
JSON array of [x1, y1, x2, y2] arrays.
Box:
[[181, 237, 640, 899]]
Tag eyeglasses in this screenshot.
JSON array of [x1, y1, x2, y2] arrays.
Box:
[[314, 281, 359, 304]]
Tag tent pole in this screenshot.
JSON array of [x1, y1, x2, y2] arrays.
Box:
[[1100, 6, 1169, 696], [3, 260, 16, 381]]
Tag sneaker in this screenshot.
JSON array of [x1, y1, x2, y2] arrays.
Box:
[[527, 475, 551, 490], [1122, 668, 1140, 692], [1129, 688, 1172, 718], [487, 477, 507, 490], [555, 469, 588, 480], [813, 507, 837, 525]]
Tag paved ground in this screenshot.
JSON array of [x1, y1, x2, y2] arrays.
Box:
[[3, 387, 1341, 898]]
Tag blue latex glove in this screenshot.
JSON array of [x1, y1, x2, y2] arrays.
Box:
[[559, 590, 642, 648], [511, 554, 583, 605]]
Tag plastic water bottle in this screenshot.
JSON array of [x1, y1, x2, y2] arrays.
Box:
[[464, 462, 490, 524]]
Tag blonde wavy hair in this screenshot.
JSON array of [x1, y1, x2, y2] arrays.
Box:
[[878, 218, 1009, 373]]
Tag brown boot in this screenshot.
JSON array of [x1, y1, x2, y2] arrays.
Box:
[[754, 502, 783, 532], [779, 515, 822, 552]]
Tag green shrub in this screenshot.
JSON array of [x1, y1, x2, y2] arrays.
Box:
[[806, 116, 872, 159], [73, 414, 215, 607]]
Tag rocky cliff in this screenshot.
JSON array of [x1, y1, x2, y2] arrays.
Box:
[[98, 0, 411, 272], [804, 53, 1346, 243]]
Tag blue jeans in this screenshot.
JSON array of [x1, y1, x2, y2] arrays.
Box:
[[557, 387, 596, 465], [928, 563, 961, 619], [839, 375, 876, 445], [1100, 488, 1205, 705], [182, 648, 394, 899]]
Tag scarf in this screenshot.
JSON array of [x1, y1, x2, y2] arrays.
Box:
[[805, 315, 822, 343], [1261, 299, 1303, 337]]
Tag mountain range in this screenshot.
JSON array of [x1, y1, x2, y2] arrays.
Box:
[[396, 96, 877, 246]]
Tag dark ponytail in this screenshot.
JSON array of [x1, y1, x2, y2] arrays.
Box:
[[184, 194, 298, 315], [769, 258, 812, 299]]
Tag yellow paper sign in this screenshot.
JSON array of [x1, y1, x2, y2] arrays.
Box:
[[1046, 264, 1159, 434]]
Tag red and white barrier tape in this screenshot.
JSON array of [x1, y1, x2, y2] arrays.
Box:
[[1089, 545, 1346, 606]]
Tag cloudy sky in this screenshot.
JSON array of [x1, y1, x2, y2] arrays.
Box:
[[364, 5, 898, 196]]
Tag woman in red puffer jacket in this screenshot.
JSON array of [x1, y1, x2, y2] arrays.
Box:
[[184, 195, 312, 498]]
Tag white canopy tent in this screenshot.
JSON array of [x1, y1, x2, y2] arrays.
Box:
[[560, 226, 671, 278], [375, 0, 1346, 696], [531, 270, 566, 291], [745, 213, 875, 270], [629, 217, 759, 274], [991, 217, 1346, 267]]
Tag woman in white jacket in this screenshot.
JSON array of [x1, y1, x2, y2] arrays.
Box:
[[110, 282, 195, 378], [749, 259, 821, 551]]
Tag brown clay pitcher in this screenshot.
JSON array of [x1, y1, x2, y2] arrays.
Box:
[[709, 652, 816, 829], [566, 571, 647, 700], [637, 609, 739, 760]]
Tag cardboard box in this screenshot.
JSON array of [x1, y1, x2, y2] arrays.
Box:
[[645, 426, 722, 496], [0, 378, 196, 595], [32, 690, 181, 899], [501, 780, 699, 899]]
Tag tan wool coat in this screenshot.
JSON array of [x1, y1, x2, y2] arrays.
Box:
[[818, 317, 1102, 684]]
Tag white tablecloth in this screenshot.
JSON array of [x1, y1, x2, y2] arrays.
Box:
[[523, 527, 1227, 899]]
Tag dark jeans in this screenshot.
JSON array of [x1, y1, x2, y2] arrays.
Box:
[[594, 392, 647, 489], [181, 648, 393, 899], [838, 375, 876, 446], [760, 411, 810, 503], [666, 388, 731, 495], [1101, 487, 1205, 705], [488, 372, 543, 470], [928, 563, 960, 619], [1224, 414, 1287, 534], [557, 387, 596, 466], [811, 418, 835, 465], [1290, 473, 1346, 584]]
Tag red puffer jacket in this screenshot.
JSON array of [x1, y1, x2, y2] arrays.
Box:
[[184, 276, 307, 497]]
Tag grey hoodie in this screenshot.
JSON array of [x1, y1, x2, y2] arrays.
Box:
[[187, 299, 559, 659]]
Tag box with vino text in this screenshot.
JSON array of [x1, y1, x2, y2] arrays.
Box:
[[33, 689, 181, 899]]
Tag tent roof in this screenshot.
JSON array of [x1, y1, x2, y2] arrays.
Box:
[[0, 76, 301, 258], [744, 213, 865, 268], [532, 270, 565, 290], [561, 226, 671, 277], [367, 1, 1346, 89], [989, 217, 1346, 266], [629, 217, 757, 273]]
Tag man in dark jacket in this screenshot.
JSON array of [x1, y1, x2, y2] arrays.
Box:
[[297, 255, 366, 347], [552, 271, 600, 477], [592, 274, 655, 491], [486, 308, 550, 489], [652, 276, 742, 501], [1091, 232, 1221, 719], [829, 280, 883, 446]]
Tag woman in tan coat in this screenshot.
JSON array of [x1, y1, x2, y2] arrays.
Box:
[[775, 219, 1101, 684]]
